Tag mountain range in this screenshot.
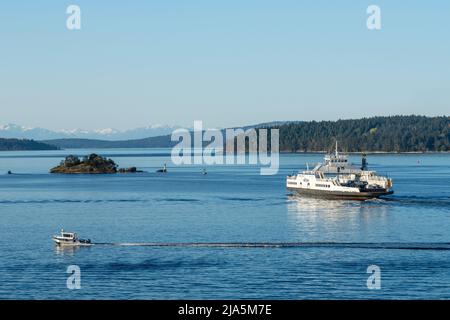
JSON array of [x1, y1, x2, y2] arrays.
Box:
[[0, 123, 181, 141]]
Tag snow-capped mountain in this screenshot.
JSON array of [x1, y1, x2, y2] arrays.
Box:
[[0, 123, 180, 141]]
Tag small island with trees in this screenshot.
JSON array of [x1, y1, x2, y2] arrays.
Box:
[[50, 154, 142, 174]]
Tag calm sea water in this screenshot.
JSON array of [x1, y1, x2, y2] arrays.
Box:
[[0, 149, 449, 299]]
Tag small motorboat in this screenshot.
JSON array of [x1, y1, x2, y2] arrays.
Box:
[[52, 229, 92, 246]]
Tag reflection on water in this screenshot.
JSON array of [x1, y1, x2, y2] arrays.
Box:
[[54, 245, 91, 256], [287, 194, 361, 211], [286, 194, 389, 240]]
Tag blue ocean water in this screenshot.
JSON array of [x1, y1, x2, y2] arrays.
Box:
[[0, 149, 449, 299]]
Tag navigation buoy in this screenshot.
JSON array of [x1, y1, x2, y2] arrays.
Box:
[[156, 163, 167, 173]]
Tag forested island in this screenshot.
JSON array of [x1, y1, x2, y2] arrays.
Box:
[[270, 115, 449, 152], [0, 138, 58, 151], [50, 154, 141, 174]]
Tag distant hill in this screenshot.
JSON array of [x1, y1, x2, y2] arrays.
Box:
[[40, 115, 450, 152], [43, 135, 175, 149], [41, 122, 287, 149], [0, 138, 59, 151]]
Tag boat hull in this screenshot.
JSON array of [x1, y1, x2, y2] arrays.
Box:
[[288, 187, 394, 200]]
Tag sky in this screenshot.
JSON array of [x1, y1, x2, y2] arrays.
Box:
[[0, 0, 449, 130]]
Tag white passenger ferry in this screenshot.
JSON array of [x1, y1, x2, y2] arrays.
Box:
[[287, 142, 393, 200]]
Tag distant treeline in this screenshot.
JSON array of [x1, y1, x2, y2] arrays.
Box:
[[269, 115, 450, 152], [0, 138, 58, 151]]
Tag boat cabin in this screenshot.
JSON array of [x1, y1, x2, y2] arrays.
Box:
[[57, 229, 77, 240]]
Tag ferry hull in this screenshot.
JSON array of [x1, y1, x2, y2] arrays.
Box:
[[288, 187, 394, 200]]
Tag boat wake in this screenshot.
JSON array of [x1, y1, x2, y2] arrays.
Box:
[[377, 195, 450, 208], [0, 199, 143, 204], [91, 242, 450, 250]]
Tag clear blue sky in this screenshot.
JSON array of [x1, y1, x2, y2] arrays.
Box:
[[0, 0, 449, 130]]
